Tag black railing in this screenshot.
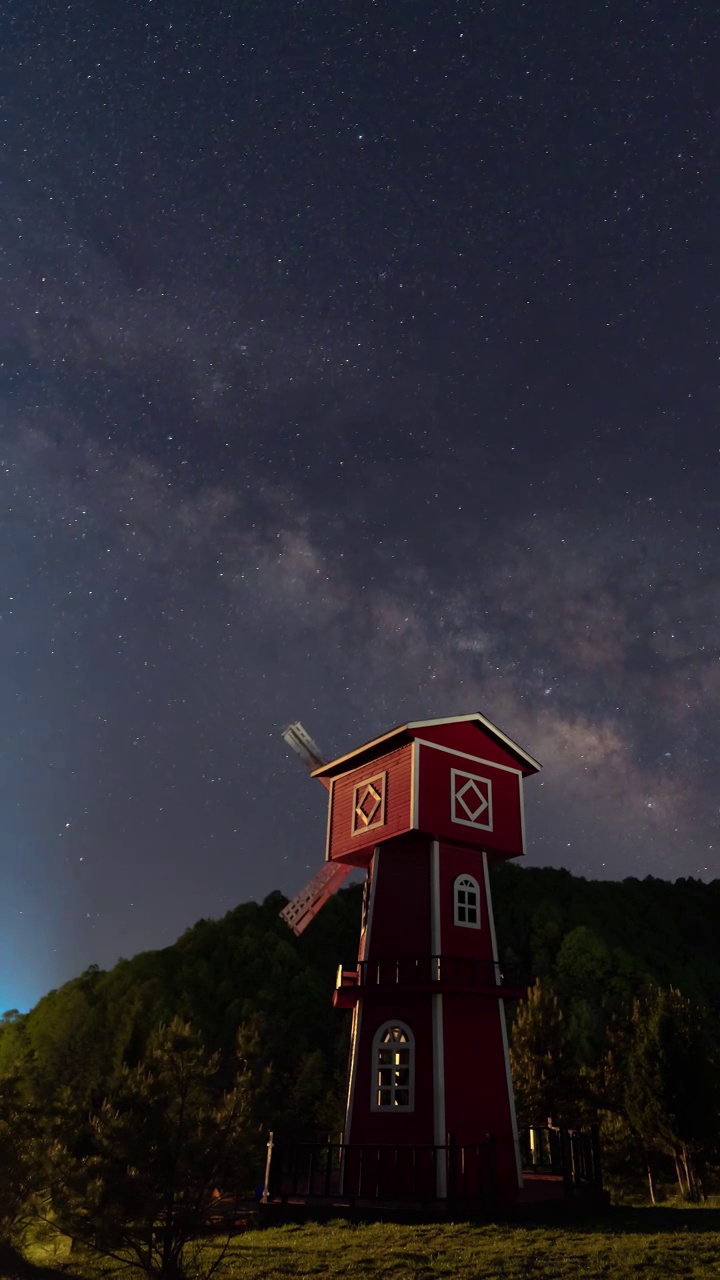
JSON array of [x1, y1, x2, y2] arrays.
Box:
[[263, 1133, 496, 1204], [263, 1126, 602, 1206], [349, 956, 526, 990], [518, 1124, 603, 1192]]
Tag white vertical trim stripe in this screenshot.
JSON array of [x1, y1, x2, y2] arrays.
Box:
[[344, 849, 380, 1140], [482, 850, 500, 969], [343, 1002, 362, 1144], [483, 851, 523, 1188], [519, 777, 527, 854], [325, 777, 335, 860], [360, 847, 380, 962], [498, 998, 523, 1189]]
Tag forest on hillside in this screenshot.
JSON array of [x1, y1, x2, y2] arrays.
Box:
[[0, 864, 718, 1259]]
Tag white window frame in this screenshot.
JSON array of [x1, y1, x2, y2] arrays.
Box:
[[371, 1021, 415, 1112], [454, 874, 481, 929]]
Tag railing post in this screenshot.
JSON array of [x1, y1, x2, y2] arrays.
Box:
[[527, 1125, 537, 1168], [590, 1123, 603, 1189], [573, 1133, 583, 1181], [446, 1133, 457, 1208], [548, 1124, 562, 1175], [262, 1130, 275, 1203], [559, 1126, 573, 1197]]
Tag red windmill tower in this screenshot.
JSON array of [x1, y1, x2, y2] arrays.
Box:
[[276, 714, 540, 1205]]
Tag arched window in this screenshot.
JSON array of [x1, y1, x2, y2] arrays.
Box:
[[454, 874, 481, 928], [371, 1022, 414, 1111]]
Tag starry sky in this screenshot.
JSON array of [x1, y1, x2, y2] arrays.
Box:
[[1, 0, 718, 1012]]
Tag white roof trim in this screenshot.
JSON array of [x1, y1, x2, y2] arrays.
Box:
[[407, 714, 541, 772], [312, 712, 541, 777]]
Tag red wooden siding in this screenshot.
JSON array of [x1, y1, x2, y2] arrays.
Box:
[[341, 830, 521, 1198], [410, 719, 531, 773], [416, 742, 524, 860], [363, 835, 431, 961], [436, 842, 493, 961], [345, 993, 436, 1146], [345, 836, 435, 1147], [441, 992, 518, 1185], [328, 743, 414, 865]]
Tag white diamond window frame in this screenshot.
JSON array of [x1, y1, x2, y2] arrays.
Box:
[[352, 772, 387, 837], [450, 768, 494, 831]]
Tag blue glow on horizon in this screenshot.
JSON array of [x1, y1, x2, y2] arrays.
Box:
[[0, 989, 37, 1017]]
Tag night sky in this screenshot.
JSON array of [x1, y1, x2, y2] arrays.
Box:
[[2, 1, 718, 1012]]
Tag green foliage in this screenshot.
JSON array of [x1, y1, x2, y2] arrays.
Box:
[[491, 866, 720, 1011], [0, 889, 362, 1138], [0, 866, 719, 1220], [624, 987, 720, 1198], [44, 1017, 255, 1279], [0, 1075, 38, 1239], [509, 979, 593, 1126]]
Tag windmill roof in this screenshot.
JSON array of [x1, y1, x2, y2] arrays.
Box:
[[311, 713, 541, 779]]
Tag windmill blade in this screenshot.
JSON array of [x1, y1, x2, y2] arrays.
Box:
[[280, 861, 353, 935], [282, 722, 327, 772]]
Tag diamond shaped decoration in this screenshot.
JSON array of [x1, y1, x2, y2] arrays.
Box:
[[450, 769, 493, 831], [352, 772, 387, 835], [356, 783, 382, 826], [456, 778, 489, 823]]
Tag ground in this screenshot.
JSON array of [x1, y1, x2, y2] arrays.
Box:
[[14, 1209, 720, 1280]]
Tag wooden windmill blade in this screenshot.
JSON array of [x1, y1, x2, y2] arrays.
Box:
[[281, 722, 327, 772], [279, 720, 354, 934], [279, 860, 353, 935]]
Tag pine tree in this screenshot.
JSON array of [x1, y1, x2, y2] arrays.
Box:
[[0, 1075, 36, 1238], [509, 979, 580, 1125], [45, 1017, 255, 1279], [599, 1011, 660, 1202], [624, 987, 719, 1200]]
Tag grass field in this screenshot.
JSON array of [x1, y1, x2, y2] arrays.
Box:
[[223, 1214, 720, 1279], [13, 1210, 720, 1280]]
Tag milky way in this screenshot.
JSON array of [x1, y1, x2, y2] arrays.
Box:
[[1, 1, 717, 1009]]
